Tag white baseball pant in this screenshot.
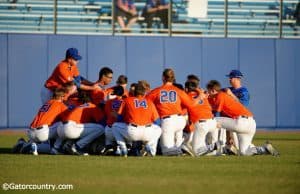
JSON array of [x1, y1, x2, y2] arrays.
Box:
[[215, 116, 256, 155], [27, 122, 62, 142], [160, 114, 187, 155], [57, 121, 105, 149], [192, 118, 219, 156], [112, 122, 162, 156]]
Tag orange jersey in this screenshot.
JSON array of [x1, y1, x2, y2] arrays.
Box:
[[90, 88, 105, 105], [30, 99, 68, 128], [62, 103, 105, 124], [187, 92, 213, 123], [146, 83, 194, 118], [105, 97, 124, 126], [45, 61, 80, 91], [208, 92, 253, 119], [118, 96, 159, 125]]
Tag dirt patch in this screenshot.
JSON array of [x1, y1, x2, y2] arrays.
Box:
[[0, 129, 26, 135]]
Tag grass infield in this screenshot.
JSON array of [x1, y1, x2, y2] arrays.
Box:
[[0, 130, 299, 194]]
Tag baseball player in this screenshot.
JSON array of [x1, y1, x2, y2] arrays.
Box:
[[106, 75, 129, 99], [89, 67, 114, 106], [225, 70, 250, 106], [181, 75, 200, 156], [146, 68, 194, 156], [184, 81, 220, 156], [103, 85, 125, 154], [206, 80, 279, 156], [222, 70, 250, 153], [112, 83, 162, 157], [57, 91, 106, 155], [27, 87, 70, 155], [41, 48, 97, 104]]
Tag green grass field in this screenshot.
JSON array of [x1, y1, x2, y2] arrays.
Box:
[[0, 130, 300, 194]]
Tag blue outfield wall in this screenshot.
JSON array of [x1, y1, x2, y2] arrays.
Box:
[[0, 33, 299, 129]]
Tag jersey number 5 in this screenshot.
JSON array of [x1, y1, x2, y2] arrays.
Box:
[[160, 90, 177, 103]]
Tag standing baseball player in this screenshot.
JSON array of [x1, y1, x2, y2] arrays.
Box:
[[112, 83, 162, 157], [146, 68, 194, 156], [206, 80, 279, 156], [41, 48, 96, 104], [57, 91, 106, 155]]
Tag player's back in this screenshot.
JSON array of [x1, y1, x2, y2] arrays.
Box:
[[63, 102, 104, 124], [45, 61, 79, 90], [119, 96, 159, 126], [188, 92, 213, 123], [211, 92, 252, 119], [146, 84, 192, 118], [105, 97, 123, 126], [30, 99, 68, 128]]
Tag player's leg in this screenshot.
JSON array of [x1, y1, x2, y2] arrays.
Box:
[[160, 116, 185, 155], [235, 117, 256, 155], [174, 115, 187, 148], [192, 119, 219, 156], [75, 123, 105, 151], [111, 122, 129, 156], [142, 124, 162, 156]]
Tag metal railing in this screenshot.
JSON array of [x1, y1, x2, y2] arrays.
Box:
[[0, 0, 299, 38]]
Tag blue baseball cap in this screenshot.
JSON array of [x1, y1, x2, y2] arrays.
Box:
[[66, 48, 82, 61], [226, 70, 243, 78]]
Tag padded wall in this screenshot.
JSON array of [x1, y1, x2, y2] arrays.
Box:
[[0, 34, 8, 127], [1, 34, 299, 128]]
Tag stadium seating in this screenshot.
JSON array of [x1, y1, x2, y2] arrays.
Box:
[[0, 0, 299, 38]]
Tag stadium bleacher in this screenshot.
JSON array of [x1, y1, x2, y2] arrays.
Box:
[[0, 0, 299, 38]]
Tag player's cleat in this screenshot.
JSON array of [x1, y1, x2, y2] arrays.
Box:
[[30, 143, 38, 156], [115, 146, 122, 156], [100, 145, 114, 155], [224, 144, 239, 155], [264, 141, 279, 156], [120, 148, 128, 157], [12, 138, 26, 153], [215, 141, 224, 156], [140, 144, 154, 157], [181, 144, 195, 157], [70, 144, 89, 156], [50, 147, 63, 155]]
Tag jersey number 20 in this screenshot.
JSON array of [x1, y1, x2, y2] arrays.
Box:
[[160, 90, 177, 103]]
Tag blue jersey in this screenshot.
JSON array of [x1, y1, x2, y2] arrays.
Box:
[[229, 86, 250, 107]]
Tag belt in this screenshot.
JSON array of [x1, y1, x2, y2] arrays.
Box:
[[129, 123, 152, 128], [240, 116, 249, 119], [36, 126, 43, 130], [198, 118, 214, 123], [63, 121, 70, 124], [198, 120, 207, 123], [162, 114, 182, 120]]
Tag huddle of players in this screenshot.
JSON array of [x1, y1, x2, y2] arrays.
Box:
[[12, 48, 279, 157]]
